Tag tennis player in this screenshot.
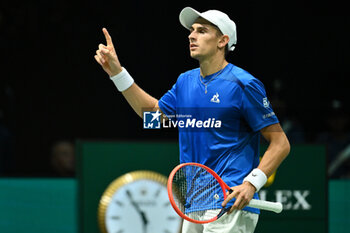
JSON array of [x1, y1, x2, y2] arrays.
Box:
[[95, 7, 290, 233]]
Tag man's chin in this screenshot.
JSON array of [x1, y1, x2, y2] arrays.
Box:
[[190, 52, 201, 60]]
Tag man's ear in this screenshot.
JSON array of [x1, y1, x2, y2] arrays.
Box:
[[218, 35, 230, 49]]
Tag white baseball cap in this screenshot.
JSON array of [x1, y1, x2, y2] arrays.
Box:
[[179, 7, 237, 51]]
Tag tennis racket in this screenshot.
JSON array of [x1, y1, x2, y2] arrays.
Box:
[[167, 162, 283, 224]]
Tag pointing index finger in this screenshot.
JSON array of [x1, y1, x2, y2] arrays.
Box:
[[102, 28, 113, 46]]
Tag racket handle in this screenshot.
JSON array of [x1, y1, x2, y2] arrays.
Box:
[[248, 199, 283, 213]]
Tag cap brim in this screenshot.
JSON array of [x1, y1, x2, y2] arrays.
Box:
[[179, 7, 202, 30]]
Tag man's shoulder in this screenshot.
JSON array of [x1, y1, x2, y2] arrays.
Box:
[[224, 64, 260, 89], [176, 67, 200, 83], [182, 67, 200, 77]]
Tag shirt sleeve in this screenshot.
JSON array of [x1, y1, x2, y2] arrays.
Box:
[[241, 79, 279, 132], [158, 83, 177, 118]]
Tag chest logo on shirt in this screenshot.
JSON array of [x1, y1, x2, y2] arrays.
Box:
[[263, 97, 270, 108], [210, 92, 220, 104]]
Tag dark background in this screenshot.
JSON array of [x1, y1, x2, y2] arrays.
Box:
[[0, 0, 349, 176]]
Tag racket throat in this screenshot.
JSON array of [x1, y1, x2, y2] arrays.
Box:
[[216, 189, 233, 219], [217, 207, 230, 219]]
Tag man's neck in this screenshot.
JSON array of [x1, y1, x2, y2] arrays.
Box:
[[199, 55, 228, 77]]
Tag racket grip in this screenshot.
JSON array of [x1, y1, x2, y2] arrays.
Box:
[[248, 199, 283, 213]]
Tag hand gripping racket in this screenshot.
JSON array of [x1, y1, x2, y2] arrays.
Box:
[[167, 162, 282, 224]]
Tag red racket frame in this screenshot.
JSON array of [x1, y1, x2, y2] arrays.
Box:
[[167, 162, 231, 224]]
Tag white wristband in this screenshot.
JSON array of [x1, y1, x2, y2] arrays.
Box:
[[243, 168, 267, 192], [110, 67, 134, 92]]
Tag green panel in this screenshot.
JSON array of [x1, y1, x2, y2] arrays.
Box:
[[0, 178, 77, 233], [256, 145, 327, 233], [260, 219, 326, 233], [329, 180, 350, 233], [77, 141, 180, 233]]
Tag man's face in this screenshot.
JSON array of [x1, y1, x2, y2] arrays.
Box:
[[188, 18, 222, 60]]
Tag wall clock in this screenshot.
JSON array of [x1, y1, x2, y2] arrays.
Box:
[[98, 170, 182, 233]]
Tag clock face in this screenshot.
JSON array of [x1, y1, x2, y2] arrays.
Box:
[[103, 177, 182, 233]]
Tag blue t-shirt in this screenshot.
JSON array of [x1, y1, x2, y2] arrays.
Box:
[[158, 63, 279, 214]]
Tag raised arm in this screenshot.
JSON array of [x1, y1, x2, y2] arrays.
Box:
[[94, 28, 159, 118], [121, 83, 159, 118]]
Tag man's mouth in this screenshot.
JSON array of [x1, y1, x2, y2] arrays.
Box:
[[190, 44, 198, 50]]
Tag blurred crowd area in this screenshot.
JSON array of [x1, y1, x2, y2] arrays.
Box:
[[0, 1, 349, 178]]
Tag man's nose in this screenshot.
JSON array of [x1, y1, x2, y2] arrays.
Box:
[[188, 31, 196, 42]]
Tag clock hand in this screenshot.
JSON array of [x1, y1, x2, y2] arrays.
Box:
[[125, 190, 149, 227]]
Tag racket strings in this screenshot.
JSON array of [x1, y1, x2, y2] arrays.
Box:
[[171, 165, 223, 221]]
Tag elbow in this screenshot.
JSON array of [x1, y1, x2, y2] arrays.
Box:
[[283, 135, 291, 158]]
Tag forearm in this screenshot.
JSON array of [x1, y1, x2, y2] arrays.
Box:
[[258, 132, 290, 177], [224, 134, 290, 209], [243, 124, 290, 192], [122, 83, 159, 118]]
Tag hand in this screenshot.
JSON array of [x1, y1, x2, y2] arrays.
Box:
[[221, 181, 256, 214], [94, 28, 123, 77]]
